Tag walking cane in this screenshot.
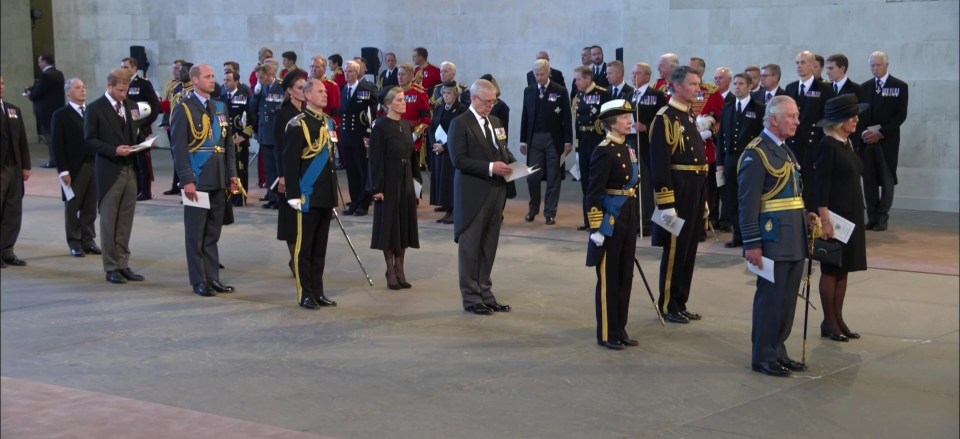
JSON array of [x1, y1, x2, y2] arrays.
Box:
[[633, 257, 666, 327], [331, 209, 374, 286], [801, 216, 824, 365]]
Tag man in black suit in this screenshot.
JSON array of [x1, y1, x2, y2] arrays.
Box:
[[716, 73, 765, 248], [84, 68, 146, 284], [784, 50, 834, 210], [589, 46, 609, 88], [377, 52, 399, 90], [340, 59, 378, 215], [171, 64, 239, 297], [27, 54, 65, 168], [627, 62, 667, 236], [859, 51, 907, 231], [571, 47, 591, 99], [1, 75, 31, 268], [752, 63, 785, 104], [52, 78, 100, 258], [605, 60, 634, 100], [526, 51, 566, 89], [449, 79, 516, 315], [121, 57, 161, 201], [825, 54, 863, 100], [745, 65, 762, 96], [520, 59, 572, 225], [739, 95, 811, 377]]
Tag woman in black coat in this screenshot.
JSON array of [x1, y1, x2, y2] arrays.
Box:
[[275, 72, 307, 273], [814, 95, 869, 342], [428, 82, 467, 224], [368, 86, 421, 290]]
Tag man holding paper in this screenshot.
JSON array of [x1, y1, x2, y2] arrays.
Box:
[[737, 95, 813, 377], [448, 79, 516, 315], [171, 64, 238, 297], [519, 59, 572, 225], [52, 78, 100, 258]]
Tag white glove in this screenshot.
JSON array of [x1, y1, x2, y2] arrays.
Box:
[[287, 199, 302, 211], [661, 208, 678, 226], [589, 232, 605, 247], [254, 82, 262, 94], [699, 129, 712, 141]]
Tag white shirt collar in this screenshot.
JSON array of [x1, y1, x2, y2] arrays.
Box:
[[833, 76, 848, 91], [875, 73, 890, 85], [42, 65, 53, 72], [763, 128, 785, 146], [347, 80, 359, 88], [69, 101, 85, 113], [637, 84, 649, 95], [469, 105, 486, 124], [105, 91, 122, 108], [799, 75, 814, 92], [737, 95, 751, 108]]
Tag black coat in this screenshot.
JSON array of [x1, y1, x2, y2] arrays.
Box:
[[28, 66, 65, 132], [858, 74, 908, 180], [519, 80, 572, 152], [716, 97, 765, 165], [814, 136, 866, 272], [127, 76, 161, 136], [750, 86, 785, 104], [51, 104, 93, 192], [526, 68, 566, 89], [275, 101, 303, 241], [0, 102, 30, 170], [84, 95, 141, 200], [368, 117, 420, 251], [428, 101, 466, 207]]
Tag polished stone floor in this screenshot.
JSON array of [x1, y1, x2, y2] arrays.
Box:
[[2, 147, 958, 438]]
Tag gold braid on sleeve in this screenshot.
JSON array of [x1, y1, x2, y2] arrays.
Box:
[[300, 117, 331, 159], [662, 114, 685, 154]]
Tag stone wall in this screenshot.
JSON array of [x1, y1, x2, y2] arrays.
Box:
[[3, 0, 956, 211]]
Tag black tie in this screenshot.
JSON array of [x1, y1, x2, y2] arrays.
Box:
[[347, 86, 353, 99], [876, 78, 883, 94], [799, 83, 806, 97], [833, 83, 839, 95], [765, 92, 772, 103], [80, 105, 86, 116], [539, 85, 545, 97], [115, 101, 124, 119], [483, 118, 498, 155], [736, 101, 742, 114], [612, 86, 619, 98]]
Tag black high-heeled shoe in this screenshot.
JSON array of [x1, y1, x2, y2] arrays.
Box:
[[842, 330, 861, 339], [385, 271, 401, 290], [820, 322, 849, 342]]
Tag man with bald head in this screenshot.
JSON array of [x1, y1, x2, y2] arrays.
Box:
[[784, 50, 834, 209], [526, 51, 566, 88]]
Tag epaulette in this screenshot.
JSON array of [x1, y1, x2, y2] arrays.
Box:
[[287, 113, 307, 129], [598, 139, 612, 147], [737, 137, 765, 171], [323, 79, 337, 86], [702, 82, 719, 93], [594, 85, 608, 92], [409, 83, 425, 93], [655, 106, 669, 116], [744, 136, 763, 150]]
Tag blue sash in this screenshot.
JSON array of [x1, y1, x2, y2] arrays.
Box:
[[598, 162, 639, 237], [299, 118, 335, 213], [189, 100, 225, 178]]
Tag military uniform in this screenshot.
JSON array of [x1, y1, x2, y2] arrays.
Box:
[[170, 92, 237, 290], [221, 84, 253, 205], [692, 83, 723, 232], [340, 78, 379, 214], [649, 98, 707, 318], [586, 129, 640, 349], [399, 84, 432, 168], [573, 83, 611, 228], [249, 79, 285, 205], [283, 107, 339, 309], [413, 62, 441, 97], [127, 75, 161, 199], [737, 130, 807, 374], [429, 81, 470, 109], [784, 78, 834, 210]]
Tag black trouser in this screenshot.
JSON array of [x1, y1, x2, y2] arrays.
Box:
[[0, 163, 24, 258], [722, 155, 742, 243], [184, 189, 226, 286], [294, 207, 332, 304], [657, 172, 706, 314], [135, 151, 153, 197], [860, 143, 895, 225], [577, 132, 602, 227], [595, 198, 638, 343], [628, 135, 655, 233], [752, 259, 803, 365], [343, 134, 370, 210], [706, 162, 719, 228], [64, 161, 97, 249], [233, 140, 250, 204], [526, 133, 561, 218]]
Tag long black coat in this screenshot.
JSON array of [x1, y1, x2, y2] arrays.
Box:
[[275, 101, 303, 241], [367, 117, 420, 251], [428, 101, 466, 207]]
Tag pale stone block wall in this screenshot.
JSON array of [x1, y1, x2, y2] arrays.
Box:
[[2, 0, 954, 211]]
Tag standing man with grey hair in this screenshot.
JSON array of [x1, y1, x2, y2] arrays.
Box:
[[649, 65, 707, 324], [738, 95, 813, 377], [340, 59, 378, 216], [52, 78, 100, 258], [653, 53, 680, 96], [520, 58, 572, 225], [171, 64, 238, 297], [858, 51, 907, 231], [526, 51, 565, 88], [430, 61, 469, 108], [751, 64, 785, 104], [628, 62, 667, 237], [0, 75, 31, 268], [448, 79, 517, 315]]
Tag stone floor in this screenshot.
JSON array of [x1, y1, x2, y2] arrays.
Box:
[[2, 146, 958, 438]]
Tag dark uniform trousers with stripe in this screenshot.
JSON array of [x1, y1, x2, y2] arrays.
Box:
[[295, 207, 332, 304], [594, 198, 638, 343], [656, 171, 706, 314]]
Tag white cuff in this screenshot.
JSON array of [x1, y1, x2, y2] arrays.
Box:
[[58, 171, 69, 177], [488, 162, 494, 177]]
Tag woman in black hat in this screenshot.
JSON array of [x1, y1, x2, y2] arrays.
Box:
[[428, 82, 467, 224], [368, 86, 421, 289], [275, 70, 308, 273], [585, 99, 641, 351], [814, 94, 869, 342]]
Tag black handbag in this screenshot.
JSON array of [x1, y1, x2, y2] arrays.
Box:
[[811, 239, 842, 266]]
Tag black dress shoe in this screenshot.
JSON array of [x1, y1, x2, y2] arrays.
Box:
[[524, 213, 535, 222], [598, 340, 624, 351], [106, 270, 127, 284], [398, 279, 412, 289], [193, 283, 216, 297], [218, 263, 225, 269], [820, 323, 849, 342], [353, 209, 368, 216], [316, 295, 337, 306], [162, 188, 180, 196], [208, 280, 235, 293], [872, 222, 888, 231], [433, 206, 446, 212], [119, 268, 144, 281], [545, 217, 556, 225], [576, 225, 588, 231], [299, 297, 320, 310], [258, 195, 270, 201], [724, 241, 742, 248], [752, 361, 791, 377], [70, 247, 85, 257], [261, 202, 278, 209], [778, 358, 807, 372], [343, 207, 356, 215], [2, 256, 27, 266], [663, 312, 690, 324], [620, 337, 639, 347], [843, 330, 861, 339], [0, 259, 6, 268], [83, 245, 102, 255], [136, 193, 152, 201], [465, 303, 493, 315], [640, 229, 652, 237], [680, 310, 702, 320], [485, 302, 511, 312], [40, 161, 56, 168], [439, 213, 454, 224]]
